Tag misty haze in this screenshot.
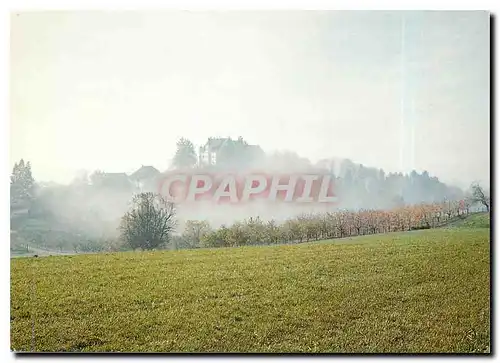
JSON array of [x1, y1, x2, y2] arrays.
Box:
[[10, 10, 490, 354]]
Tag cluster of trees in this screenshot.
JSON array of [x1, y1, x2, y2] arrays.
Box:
[[114, 191, 487, 252], [171, 136, 260, 170], [175, 199, 484, 249], [10, 159, 131, 253], [10, 150, 490, 254], [170, 136, 473, 210]]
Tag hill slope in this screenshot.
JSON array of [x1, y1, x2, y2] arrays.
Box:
[[443, 212, 490, 229], [11, 228, 490, 353]]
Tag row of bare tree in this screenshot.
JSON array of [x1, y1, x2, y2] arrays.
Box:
[[174, 198, 480, 249]]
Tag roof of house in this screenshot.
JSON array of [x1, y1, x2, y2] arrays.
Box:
[[129, 165, 161, 180], [205, 137, 230, 151]]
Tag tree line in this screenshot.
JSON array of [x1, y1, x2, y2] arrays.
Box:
[[10, 150, 490, 254], [174, 197, 488, 249]]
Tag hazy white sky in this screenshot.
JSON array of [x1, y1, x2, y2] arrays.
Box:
[[10, 11, 490, 188]]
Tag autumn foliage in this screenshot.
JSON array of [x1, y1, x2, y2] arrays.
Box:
[[189, 200, 471, 248]]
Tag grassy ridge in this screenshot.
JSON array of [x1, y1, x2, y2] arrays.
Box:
[[11, 228, 490, 353], [444, 212, 490, 229]]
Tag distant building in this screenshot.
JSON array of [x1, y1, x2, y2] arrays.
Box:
[[130, 165, 160, 180], [89, 166, 163, 193], [198, 137, 265, 169], [198, 137, 230, 167], [129, 165, 161, 192]]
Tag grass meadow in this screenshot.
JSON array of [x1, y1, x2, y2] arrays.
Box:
[[11, 215, 490, 353]]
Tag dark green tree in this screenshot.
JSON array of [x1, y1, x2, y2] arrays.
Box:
[[172, 138, 197, 169], [10, 159, 35, 207], [216, 136, 254, 168]]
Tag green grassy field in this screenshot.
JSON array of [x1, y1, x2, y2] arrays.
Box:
[[445, 212, 490, 229], [11, 222, 490, 353]]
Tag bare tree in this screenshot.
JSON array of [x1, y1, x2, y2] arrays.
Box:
[[471, 183, 490, 212], [182, 220, 212, 248], [264, 219, 282, 244], [335, 211, 348, 238], [119, 192, 176, 250]]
